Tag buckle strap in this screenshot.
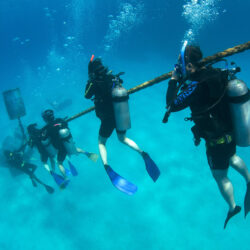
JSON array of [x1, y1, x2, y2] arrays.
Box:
[[207, 134, 232, 147]]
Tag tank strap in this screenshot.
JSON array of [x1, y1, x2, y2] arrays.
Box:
[[228, 89, 250, 104], [191, 84, 228, 118], [112, 96, 129, 102], [207, 134, 233, 147]]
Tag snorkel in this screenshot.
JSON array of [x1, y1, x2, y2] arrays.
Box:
[[180, 40, 188, 79]]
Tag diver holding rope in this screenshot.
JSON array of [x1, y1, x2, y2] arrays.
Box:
[[163, 42, 250, 229]]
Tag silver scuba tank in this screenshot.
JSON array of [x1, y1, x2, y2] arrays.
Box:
[[58, 128, 78, 155], [112, 79, 131, 131], [227, 78, 250, 147], [41, 138, 57, 157]]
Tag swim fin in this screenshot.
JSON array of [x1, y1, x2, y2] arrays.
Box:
[[224, 205, 241, 229], [44, 185, 55, 194], [50, 171, 70, 189], [68, 160, 78, 176], [85, 152, 99, 162], [31, 178, 38, 187], [104, 165, 137, 195], [244, 182, 250, 218], [64, 167, 71, 177], [142, 152, 160, 182]]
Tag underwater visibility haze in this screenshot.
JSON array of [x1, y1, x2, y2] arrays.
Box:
[[0, 0, 250, 249]]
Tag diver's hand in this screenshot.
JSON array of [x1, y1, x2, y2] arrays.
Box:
[[162, 107, 171, 123], [171, 67, 181, 81]]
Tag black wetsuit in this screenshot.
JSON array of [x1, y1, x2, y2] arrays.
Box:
[[43, 118, 68, 163], [29, 129, 49, 163], [85, 74, 118, 138], [167, 67, 236, 170], [5, 150, 37, 175]]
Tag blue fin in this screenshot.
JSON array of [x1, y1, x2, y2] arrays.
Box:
[[51, 171, 70, 189], [64, 167, 71, 177], [142, 152, 160, 182], [68, 160, 78, 176], [104, 165, 137, 195]]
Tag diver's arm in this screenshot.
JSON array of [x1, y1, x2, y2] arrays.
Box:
[[163, 79, 181, 123], [84, 80, 95, 99], [171, 81, 199, 112], [166, 79, 179, 107]]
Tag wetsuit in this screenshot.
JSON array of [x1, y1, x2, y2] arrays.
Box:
[[43, 118, 68, 163], [29, 129, 49, 163], [4, 150, 37, 175], [167, 67, 236, 170], [85, 74, 119, 138]]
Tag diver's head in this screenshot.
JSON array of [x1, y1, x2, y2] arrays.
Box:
[[42, 109, 55, 123], [88, 58, 108, 80], [177, 42, 203, 79], [27, 123, 40, 138]]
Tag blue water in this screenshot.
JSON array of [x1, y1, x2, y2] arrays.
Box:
[[0, 0, 250, 249]]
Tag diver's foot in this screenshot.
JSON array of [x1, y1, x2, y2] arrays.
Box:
[[244, 182, 250, 218], [59, 179, 70, 189], [44, 185, 55, 194], [224, 205, 241, 229], [87, 152, 99, 163]]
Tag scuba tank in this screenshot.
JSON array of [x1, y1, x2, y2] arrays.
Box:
[[226, 67, 250, 146], [111, 74, 131, 131], [58, 128, 78, 155], [41, 137, 58, 157]]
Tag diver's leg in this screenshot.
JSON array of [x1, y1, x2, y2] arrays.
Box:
[[230, 154, 250, 218], [22, 163, 38, 187], [117, 131, 143, 154], [49, 157, 56, 171], [24, 162, 37, 173], [58, 162, 66, 177], [98, 135, 108, 165], [229, 154, 250, 183], [98, 118, 114, 166], [76, 147, 86, 154], [43, 163, 51, 172], [57, 148, 67, 178], [211, 169, 236, 211], [41, 155, 52, 172], [75, 147, 99, 162]]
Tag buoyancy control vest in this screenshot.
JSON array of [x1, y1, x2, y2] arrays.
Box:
[[92, 73, 115, 119], [188, 68, 232, 140], [190, 66, 250, 147]]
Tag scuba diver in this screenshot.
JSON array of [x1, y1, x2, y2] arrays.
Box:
[[27, 123, 56, 173], [85, 56, 160, 195], [3, 148, 54, 194], [163, 42, 250, 229], [41, 109, 98, 185]]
